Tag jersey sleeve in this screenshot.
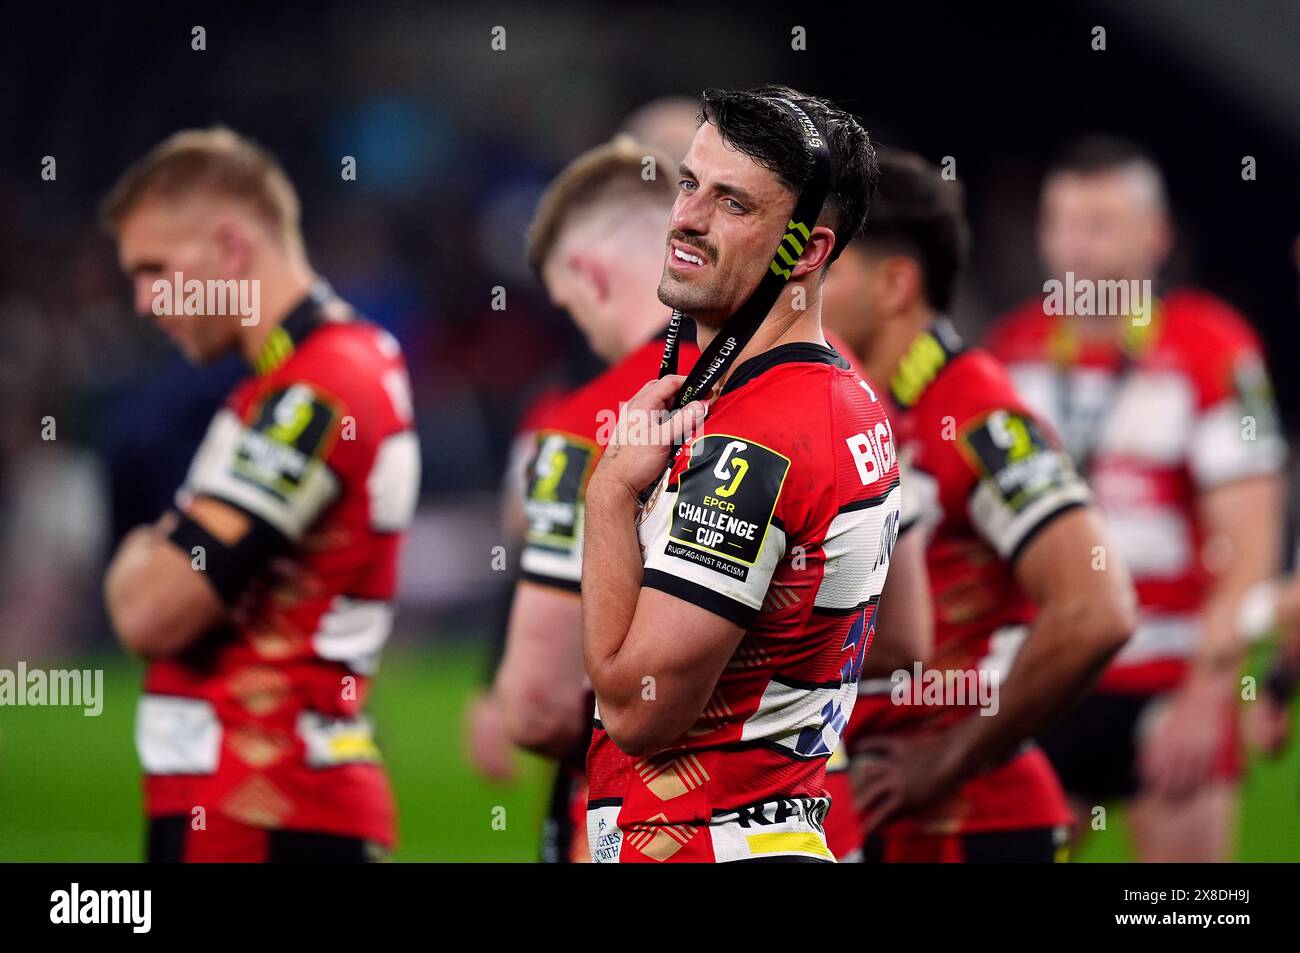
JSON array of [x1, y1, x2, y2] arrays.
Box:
[[640, 432, 792, 627], [518, 429, 600, 591], [181, 349, 419, 545], [959, 407, 1091, 562], [1187, 333, 1286, 489], [181, 381, 348, 543]]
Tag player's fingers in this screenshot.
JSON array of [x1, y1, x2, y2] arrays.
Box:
[[629, 374, 686, 412], [668, 399, 708, 445], [1138, 740, 1166, 793], [853, 764, 898, 815], [852, 734, 901, 759], [861, 788, 904, 833]]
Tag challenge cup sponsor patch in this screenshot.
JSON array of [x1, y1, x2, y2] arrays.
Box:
[[234, 383, 339, 500], [666, 434, 789, 582], [523, 431, 597, 552], [959, 410, 1076, 513]]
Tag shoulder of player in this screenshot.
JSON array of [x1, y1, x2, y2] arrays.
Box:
[[266, 320, 411, 427], [912, 350, 1054, 467], [918, 348, 1025, 421], [1160, 288, 1262, 355], [706, 355, 866, 460], [985, 297, 1054, 360]]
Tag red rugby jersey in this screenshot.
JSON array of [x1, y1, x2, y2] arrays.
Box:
[[518, 332, 700, 863], [586, 341, 902, 863], [519, 335, 699, 592], [841, 321, 1084, 845], [137, 292, 419, 847], [987, 290, 1286, 693]]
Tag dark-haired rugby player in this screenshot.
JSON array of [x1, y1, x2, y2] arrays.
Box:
[[987, 137, 1286, 861], [582, 86, 901, 863], [825, 151, 1136, 862]]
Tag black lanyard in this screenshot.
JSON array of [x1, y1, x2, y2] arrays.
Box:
[[656, 97, 833, 409]]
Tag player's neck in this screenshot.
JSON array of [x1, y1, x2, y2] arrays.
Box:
[[615, 301, 677, 362], [237, 259, 318, 366], [870, 307, 935, 393], [707, 288, 826, 394]]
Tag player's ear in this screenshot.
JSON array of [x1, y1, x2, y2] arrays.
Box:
[[881, 254, 922, 312], [791, 225, 836, 279], [567, 250, 611, 305], [213, 218, 253, 275], [1150, 212, 1174, 269]]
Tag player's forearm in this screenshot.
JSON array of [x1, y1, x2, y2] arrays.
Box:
[[1194, 475, 1285, 674], [494, 584, 589, 757], [581, 475, 648, 709], [946, 592, 1131, 779], [105, 523, 223, 658], [105, 526, 165, 650]]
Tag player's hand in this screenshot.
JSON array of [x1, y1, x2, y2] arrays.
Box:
[[1139, 671, 1233, 800], [463, 690, 517, 783], [591, 375, 708, 497], [850, 731, 965, 833], [1244, 693, 1290, 758], [154, 509, 180, 536]]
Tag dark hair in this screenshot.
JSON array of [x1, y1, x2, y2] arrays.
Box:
[[698, 85, 877, 266], [1044, 134, 1168, 213], [858, 150, 970, 311], [1048, 134, 1157, 177]]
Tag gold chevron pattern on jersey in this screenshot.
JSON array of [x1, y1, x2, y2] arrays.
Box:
[[635, 752, 710, 801], [624, 813, 697, 862], [761, 582, 800, 613], [687, 690, 735, 736], [727, 634, 774, 670]]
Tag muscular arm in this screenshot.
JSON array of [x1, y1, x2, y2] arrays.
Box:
[[582, 476, 745, 758], [860, 528, 932, 679], [1194, 475, 1286, 675], [493, 581, 589, 758], [104, 497, 246, 659], [938, 506, 1136, 778]]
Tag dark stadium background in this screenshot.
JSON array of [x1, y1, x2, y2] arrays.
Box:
[[1, 0, 1298, 860]]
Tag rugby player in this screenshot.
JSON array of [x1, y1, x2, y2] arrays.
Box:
[[485, 136, 691, 861], [102, 128, 419, 862], [581, 85, 900, 863], [986, 136, 1287, 861], [824, 151, 1136, 862]]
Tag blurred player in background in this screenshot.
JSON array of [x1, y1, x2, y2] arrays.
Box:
[[582, 85, 900, 862], [618, 96, 702, 166], [1236, 212, 1300, 757], [103, 128, 420, 861], [825, 151, 1135, 862], [986, 136, 1287, 861], [486, 136, 691, 861]]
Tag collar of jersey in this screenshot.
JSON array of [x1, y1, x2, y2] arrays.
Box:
[[250, 292, 327, 375], [890, 318, 966, 408], [1047, 300, 1164, 368], [718, 341, 850, 397]]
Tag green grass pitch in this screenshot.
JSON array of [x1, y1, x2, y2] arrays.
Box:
[[0, 646, 1296, 861]]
